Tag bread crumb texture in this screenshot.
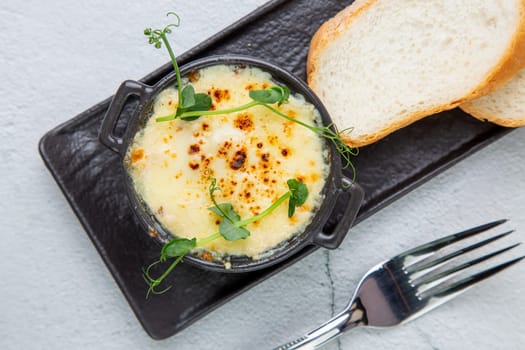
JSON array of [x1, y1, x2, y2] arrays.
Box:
[[308, 0, 525, 146]]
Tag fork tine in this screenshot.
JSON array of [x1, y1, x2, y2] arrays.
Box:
[[396, 219, 507, 263], [406, 230, 514, 274], [420, 255, 524, 300], [413, 242, 521, 287]]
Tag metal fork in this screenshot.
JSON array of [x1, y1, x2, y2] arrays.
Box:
[[274, 219, 523, 350]]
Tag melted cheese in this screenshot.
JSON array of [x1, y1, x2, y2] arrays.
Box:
[[126, 64, 329, 258]]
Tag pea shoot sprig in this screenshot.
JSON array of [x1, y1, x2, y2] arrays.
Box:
[[143, 12, 358, 178], [143, 178, 309, 297]]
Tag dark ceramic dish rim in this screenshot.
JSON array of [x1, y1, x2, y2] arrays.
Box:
[[99, 54, 363, 273]]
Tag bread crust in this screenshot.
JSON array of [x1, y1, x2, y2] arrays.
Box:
[[307, 0, 525, 147], [460, 104, 525, 127]]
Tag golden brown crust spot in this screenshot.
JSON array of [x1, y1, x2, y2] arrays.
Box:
[[230, 148, 247, 170], [130, 148, 145, 163], [188, 144, 200, 155], [208, 87, 231, 103], [234, 113, 254, 131], [188, 70, 200, 83]]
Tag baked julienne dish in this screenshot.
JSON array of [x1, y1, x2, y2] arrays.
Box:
[[127, 64, 329, 259], [99, 13, 360, 297]]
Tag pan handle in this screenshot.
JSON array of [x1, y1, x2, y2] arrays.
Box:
[[99, 80, 153, 155], [312, 178, 364, 249]]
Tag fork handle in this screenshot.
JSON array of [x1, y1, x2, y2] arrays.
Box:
[[273, 304, 363, 350]]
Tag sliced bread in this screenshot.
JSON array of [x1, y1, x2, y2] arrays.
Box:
[[460, 67, 525, 127], [307, 0, 525, 147]]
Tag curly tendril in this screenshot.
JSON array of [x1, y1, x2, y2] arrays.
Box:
[[143, 260, 173, 298], [144, 12, 181, 49], [164, 11, 180, 29]]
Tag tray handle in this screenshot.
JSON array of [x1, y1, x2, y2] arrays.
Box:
[[312, 178, 364, 249], [99, 80, 153, 155]]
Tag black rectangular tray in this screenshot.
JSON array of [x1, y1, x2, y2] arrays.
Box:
[[38, 0, 511, 340]]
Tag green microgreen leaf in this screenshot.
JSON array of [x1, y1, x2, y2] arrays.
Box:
[[207, 178, 243, 224], [219, 220, 250, 241], [207, 179, 247, 240], [180, 85, 196, 109], [160, 237, 196, 261], [249, 85, 290, 105], [208, 203, 241, 222], [288, 179, 308, 206], [178, 93, 212, 121], [188, 93, 211, 111], [286, 179, 309, 217], [171, 86, 213, 121], [191, 93, 213, 110]]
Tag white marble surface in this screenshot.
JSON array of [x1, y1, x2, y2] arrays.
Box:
[[1, 1, 524, 349]]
